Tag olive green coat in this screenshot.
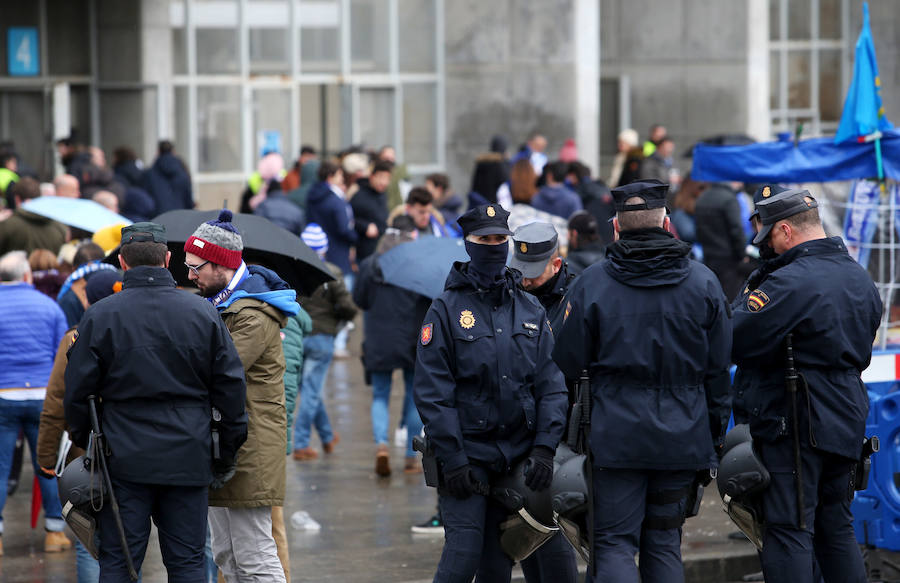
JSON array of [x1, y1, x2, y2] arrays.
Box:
[[209, 298, 288, 508]]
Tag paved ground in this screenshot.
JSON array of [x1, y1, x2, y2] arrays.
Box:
[[0, 329, 759, 582]]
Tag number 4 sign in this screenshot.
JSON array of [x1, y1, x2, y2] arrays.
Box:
[[8, 28, 39, 76]]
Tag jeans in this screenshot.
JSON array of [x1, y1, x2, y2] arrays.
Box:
[[0, 398, 64, 533], [76, 539, 101, 583], [293, 334, 335, 449], [370, 369, 423, 457]]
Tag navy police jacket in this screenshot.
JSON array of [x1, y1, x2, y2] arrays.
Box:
[[414, 262, 568, 474], [732, 237, 881, 460], [529, 260, 577, 340], [65, 266, 248, 487], [553, 228, 733, 470]]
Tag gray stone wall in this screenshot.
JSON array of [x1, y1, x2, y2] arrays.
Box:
[[443, 0, 579, 196]]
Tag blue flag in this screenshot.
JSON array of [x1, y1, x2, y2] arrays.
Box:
[[835, 2, 893, 143]]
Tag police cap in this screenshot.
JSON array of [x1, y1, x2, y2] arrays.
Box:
[[752, 189, 818, 245], [611, 180, 668, 212], [509, 222, 558, 278], [457, 204, 513, 237], [750, 184, 792, 221], [121, 222, 167, 245]]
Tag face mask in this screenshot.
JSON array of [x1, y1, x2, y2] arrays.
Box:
[[528, 269, 560, 298], [465, 240, 508, 287], [758, 242, 778, 261]]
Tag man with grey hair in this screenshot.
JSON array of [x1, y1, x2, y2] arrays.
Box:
[[0, 250, 70, 556], [553, 180, 732, 582], [53, 174, 80, 199]]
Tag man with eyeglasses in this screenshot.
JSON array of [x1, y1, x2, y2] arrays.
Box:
[[64, 221, 248, 580], [184, 209, 299, 582]]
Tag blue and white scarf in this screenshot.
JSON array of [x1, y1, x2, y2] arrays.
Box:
[[56, 260, 119, 301], [209, 261, 249, 308]]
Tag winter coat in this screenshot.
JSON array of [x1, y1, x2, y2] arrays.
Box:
[[0, 209, 67, 256], [113, 159, 145, 189], [300, 262, 358, 336], [64, 267, 248, 487], [349, 178, 389, 262], [142, 152, 193, 213], [210, 265, 299, 508], [575, 179, 616, 245], [38, 329, 83, 470], [639, 152, 671, 185], [306, 181, 357, 274], [287, 160, 321, 211], [120, 186, 157, 223], [0, 282, 67, 390], [353, 254, 431, 373], [282, 308, 313, 454], [694, 183, 747, 264], [532, 184, 583, 220], [566, 239, 606, 275], [254, 190, 305, 236], [470, 152, 509, 203], [553, 228, 732, 470]]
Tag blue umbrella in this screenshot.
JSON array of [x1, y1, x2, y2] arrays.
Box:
[[378, 237, 469, 299], [22, 197, 132, 233]]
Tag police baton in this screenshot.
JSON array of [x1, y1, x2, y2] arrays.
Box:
[[785, 334, 806, 530], [89, 395, 139, 581]]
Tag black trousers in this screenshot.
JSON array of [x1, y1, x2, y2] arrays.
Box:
[[97, 477, 208, 583]]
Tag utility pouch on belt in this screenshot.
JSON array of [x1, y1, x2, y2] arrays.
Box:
[[685, 469, 715, 519], [413, 435, 440, 488], [855, 435, 879, 492], [211, 407, 222, 461]]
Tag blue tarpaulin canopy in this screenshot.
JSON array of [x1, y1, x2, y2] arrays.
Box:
[[691, 129, 900, 183]]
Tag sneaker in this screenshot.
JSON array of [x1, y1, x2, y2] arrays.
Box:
[[404, 456, 423, 474], [411, 513, 444, 534], [45, 531, 72, 552], [323, 432, 340, 454], [375, 444, 391, 477], [292, 447, 319, 461], [394, 426, 408, 448]]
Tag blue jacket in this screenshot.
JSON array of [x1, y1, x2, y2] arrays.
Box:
[[414, 263, 568, 474], [532, 184, 583, 220], [306, 181, 357, 274], [553, 228, 733, 470], [731, 237, 881, 460], [254, 191, 305, 236], [142, 153, 193, 213], [0, 283, 67, 389]]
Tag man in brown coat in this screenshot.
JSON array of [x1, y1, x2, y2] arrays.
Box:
[[184, 210, 299, 582], [0, 178, 67, 256]]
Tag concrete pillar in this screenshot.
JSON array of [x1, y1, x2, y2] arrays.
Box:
[[574, 0, 600, 173], [746, 0, 770, 142]]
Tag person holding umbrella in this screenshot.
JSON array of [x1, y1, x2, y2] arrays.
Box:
[[184, 210, 299, 582]]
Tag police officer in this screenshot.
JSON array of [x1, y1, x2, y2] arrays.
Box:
[[414, 204, 568, 583], [64, 222, 248, 581], [731, 189, 881, 583], [509, 221, 578, 582], [553, 180, 733, 583]]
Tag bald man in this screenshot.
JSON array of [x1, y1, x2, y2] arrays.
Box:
[[92, 190, 119, 214], [54, 175, 80, 199]]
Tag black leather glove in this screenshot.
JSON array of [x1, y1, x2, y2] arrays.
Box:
[[443, 465, 477, 499], [523, 446, 555, 491], [210, 459, 236, 490]]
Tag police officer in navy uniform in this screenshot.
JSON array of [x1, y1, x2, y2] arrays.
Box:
[[65, 223, 248, 580], [414, 204, 568, 583], [510, 221, 578, 583], [731, 189, 881, 583], [553, 180, 733, 583]]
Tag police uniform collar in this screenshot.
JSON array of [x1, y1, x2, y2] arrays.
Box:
[[771, 236, 846, 266], [122, 265, 177, 288]]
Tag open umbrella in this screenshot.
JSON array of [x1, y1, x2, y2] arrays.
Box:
[[378, 237, 469, 299], [106, 210, 333, 294], [22, 197, 132, 232]]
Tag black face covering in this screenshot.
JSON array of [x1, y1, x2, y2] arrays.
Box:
[[758, 241, 778, 261], [465, 240, 509, 288], [527, 266, 561, 299]]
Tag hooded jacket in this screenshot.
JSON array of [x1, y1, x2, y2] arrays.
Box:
[[209, 265, 299, 508], [0, 209, 68, 256], [142, 152, 193, 213], [554, 228, 732, 470], [531, 184, 583, 220], [350, 178, 389, 262], [306, 181, 357, 273]]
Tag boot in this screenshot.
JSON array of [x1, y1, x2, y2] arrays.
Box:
[[375, 444, 391, 477], [45, 531, 72, 552]]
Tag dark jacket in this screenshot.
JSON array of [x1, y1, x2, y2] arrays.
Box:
[[639, 151, 671, 184], [553, 229, 732, 470], [695, 183, 746, 264], [527, 260, 577, 339], [414, 263, 568, 474], [142, 152, 193, 213], [300, 262, 358, 336], [254, 189, 305, 236], [532, 184, 583, 220], [113, 159, 145, 189], [470, 152, 509, 203], [0, 209, 68, 256], [575, 179, 616, 245], [731, 237, 881, 460], [306, 181, 357, 274], [64, 266, 248, 486], [438, 193, 464, 237], [353, 254, 431, 372], [566, 240, 606, 275], [120, 186, 157, 223], [349, 178, 389, 262]]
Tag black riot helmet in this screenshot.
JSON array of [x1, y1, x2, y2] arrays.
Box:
[[549, 444, 591, 562], [57, 455, 106, 559], [492, 456, 560, 561]]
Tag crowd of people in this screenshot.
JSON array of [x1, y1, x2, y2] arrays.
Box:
[[0, 123, 882, 583]]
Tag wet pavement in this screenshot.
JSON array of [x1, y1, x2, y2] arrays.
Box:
[[0, 329, 759, 582]]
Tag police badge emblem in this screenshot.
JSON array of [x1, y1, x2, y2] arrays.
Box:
[[459, 310, 476, 329], [747, 289, 770, 312], [520, 242, 528, 253], [762, 186, 771, 198], [421, 323, 433, 345], [486, 206, 496, 217]]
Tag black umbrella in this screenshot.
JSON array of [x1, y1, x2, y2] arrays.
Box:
[[106, 210, 333, 294]]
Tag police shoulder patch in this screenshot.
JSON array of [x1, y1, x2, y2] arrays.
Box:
[[564, 301, 572, 321], [747, 289, 770, 312], [421, 323, 434, 345]]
